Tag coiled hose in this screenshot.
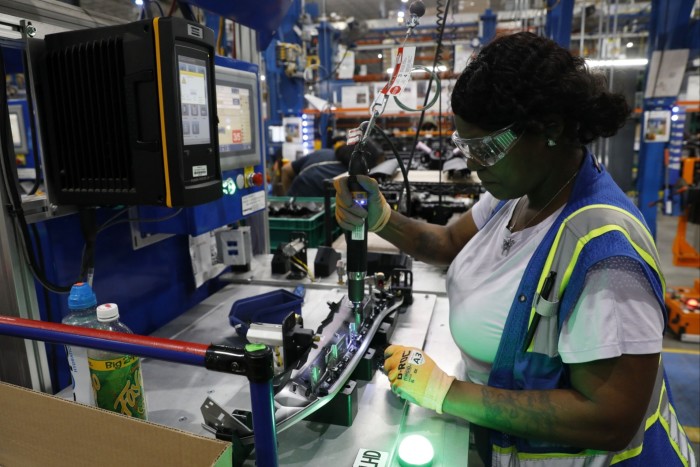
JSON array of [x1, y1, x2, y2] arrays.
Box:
[[403, 0, 451, 215]]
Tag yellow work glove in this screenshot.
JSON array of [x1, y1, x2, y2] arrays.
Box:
[[384, 345, 455, 414], [334, 175, 391, 233]]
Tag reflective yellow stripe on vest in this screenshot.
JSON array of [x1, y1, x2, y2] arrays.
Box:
[[504, 204, 695, 466], [525, 204, 664, 354]]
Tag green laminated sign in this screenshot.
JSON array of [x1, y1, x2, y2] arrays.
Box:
[[89, 354, 147, 420]]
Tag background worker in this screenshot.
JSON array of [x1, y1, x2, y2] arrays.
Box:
[[282, 138, 384, 197]]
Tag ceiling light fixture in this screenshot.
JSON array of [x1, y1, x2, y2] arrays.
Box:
[[586, 58, 648, 68], [386, 65, 447, 74]]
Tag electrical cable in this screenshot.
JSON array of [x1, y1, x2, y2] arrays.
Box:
[[545, 0, 561, 12], [166, 0, 178, 17], [291, 256, 314, 281], [434, 0, 449, 204], [1, 48, 184, 294], [363, 122, 411, 210], [78, 208, 97, 285], [0, 51, 73, 293], [21, 51, 44, 196], [392, 66, 441, 112], [151, 1, 165, 17], [77, 207, 183, 287], [99, 208, 183, 232], [176, 1, 197, 22], [139, 0, 152, 19], [96, 207, 129, 233], [403, 0, 451, 215], [307, 46, 350, 84], [216, 16, 225, 56]]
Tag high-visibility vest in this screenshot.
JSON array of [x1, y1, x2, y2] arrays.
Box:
[[484, 152, 696, 466]]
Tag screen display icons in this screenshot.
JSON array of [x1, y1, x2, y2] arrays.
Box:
[[178, 56, 211, 146]]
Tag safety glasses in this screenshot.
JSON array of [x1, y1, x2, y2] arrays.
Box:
[[451, 124, 521, 167]]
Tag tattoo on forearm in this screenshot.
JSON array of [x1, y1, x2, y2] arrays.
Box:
[[481, 387, 558, 435]]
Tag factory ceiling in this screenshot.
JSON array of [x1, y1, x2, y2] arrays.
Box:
[[71, 0, 653, 39], [74, 0, 649, 20]]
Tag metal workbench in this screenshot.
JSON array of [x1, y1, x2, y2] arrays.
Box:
[[59, 253, 469, 465], [219, 247, 449, 296]]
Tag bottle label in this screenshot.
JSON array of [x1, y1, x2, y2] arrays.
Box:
[[66, 345, 93, 405], [89, 355, 147, 419]]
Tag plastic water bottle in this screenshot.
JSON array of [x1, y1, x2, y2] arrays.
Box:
[[62, 282, 98, 405], [87, 303, 147, 420]]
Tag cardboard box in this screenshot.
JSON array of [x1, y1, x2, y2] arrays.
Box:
[[0, 382, 232, 467]]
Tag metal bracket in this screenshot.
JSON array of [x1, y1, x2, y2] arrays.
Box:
[[200, 396, 253, 438], [128, 207, 173, 250]]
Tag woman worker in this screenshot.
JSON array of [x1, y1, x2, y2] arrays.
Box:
[[334, 32, 695, 466]]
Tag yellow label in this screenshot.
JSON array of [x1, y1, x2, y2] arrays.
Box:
[[88, 354, 138, 372], [244, 166, 254, 188]]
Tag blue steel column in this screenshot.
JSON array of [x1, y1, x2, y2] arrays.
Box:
[[545, 0, 574, 49], [245, 345, 278, 467], [637, 97, 674, 237], [637, 0, 695, 237], [263, 0, 305, 158], [479, 9, 497, 45], [317, 20, 335, 95], [317, 19, 337, 148]]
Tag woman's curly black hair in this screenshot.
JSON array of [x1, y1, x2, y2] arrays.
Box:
[[451, 32, 630, 144]]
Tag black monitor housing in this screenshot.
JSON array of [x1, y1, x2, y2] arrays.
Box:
[[38, 17, 222, 207]]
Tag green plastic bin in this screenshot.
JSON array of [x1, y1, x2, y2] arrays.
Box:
[[268, 197, 341, 251]]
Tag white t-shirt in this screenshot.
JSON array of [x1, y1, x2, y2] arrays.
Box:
[[447, 192, 664, 385]]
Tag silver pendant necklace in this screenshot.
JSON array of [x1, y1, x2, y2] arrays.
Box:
[[501, 169, 579, 255]]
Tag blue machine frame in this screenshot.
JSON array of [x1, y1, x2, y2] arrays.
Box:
[[637, 0, 698, 237], [182, 0, 294, 50], [21, 55, 267, 393]]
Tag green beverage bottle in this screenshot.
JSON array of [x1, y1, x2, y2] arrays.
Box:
[[87, 303, 147, 420]]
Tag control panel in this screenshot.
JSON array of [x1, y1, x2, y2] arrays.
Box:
[[138, 56, 267, 236]]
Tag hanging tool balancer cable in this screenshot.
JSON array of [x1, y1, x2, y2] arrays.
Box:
[[344, 1, 428, 309], [435, 0, 447, 204], [404, 0, 451, 215], [360, 121, 411, 203]]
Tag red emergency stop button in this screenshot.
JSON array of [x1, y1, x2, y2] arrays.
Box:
[[249, 172, 264, 187]]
